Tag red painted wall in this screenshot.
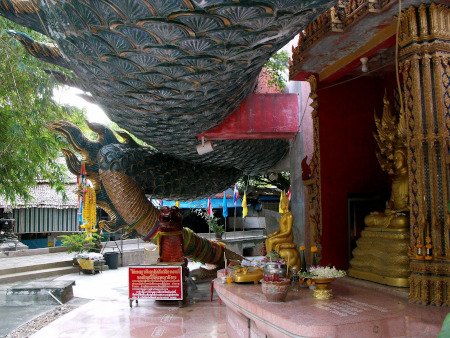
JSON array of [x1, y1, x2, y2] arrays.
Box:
[[317, 76, 393, 269]]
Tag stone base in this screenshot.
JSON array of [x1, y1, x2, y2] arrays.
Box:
[[6, 280, 76, 305], [348, 268, 409, 288], [349, 227, 409, 287], [215, 277, 448, 337], [0, 241, 28, 252]]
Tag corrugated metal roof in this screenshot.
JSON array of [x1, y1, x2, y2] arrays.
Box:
[[0, 181, 78, 209]]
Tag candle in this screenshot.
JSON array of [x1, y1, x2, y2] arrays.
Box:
[[286, 262, 289, 277]]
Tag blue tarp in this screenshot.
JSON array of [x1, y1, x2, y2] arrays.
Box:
[[157, 197, 241, 209], [154, 187, 242, 209]]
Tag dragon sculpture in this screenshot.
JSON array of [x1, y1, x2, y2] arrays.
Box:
[[1, 0, 335, 266]]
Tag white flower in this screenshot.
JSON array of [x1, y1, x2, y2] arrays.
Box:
[[308, 266, 346, 278]]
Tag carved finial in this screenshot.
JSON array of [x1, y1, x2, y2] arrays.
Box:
[[373, 91, 406, 175]]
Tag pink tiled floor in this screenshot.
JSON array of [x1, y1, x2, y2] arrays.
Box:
[[215, 277, 449, 338], [30, 268, 227, 338], [31, 299, 227, 338], [28, 267, 449, 338]]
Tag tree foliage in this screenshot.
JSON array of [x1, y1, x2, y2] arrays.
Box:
[[264, 50, 289, 92], [238, 172, 290, 195], [0, 17, 84, 203]]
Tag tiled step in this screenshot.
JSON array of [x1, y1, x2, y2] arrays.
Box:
[[0, 266, 79, 284], [0, 260, 74, 276]]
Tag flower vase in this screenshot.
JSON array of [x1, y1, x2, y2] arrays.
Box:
[[215, 232, 223, 240], [312, 278, 335, 300], [261, 279, 290, 302]]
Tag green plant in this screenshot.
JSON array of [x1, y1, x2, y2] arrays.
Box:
[[264, 50, 289, 92], [207, 216, 224, 235], [0, 17, 85, 203], [59, 232, 101, 254], [194, 209, 224, 234]]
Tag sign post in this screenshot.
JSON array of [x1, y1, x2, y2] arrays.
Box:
[[128, 264, 183, 307]]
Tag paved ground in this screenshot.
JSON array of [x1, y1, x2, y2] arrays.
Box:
[[29, 268, 226, 338], [0, 242, 226, 338]]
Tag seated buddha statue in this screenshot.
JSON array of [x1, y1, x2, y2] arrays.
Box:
[[365, 147, 409, 229], [266, 192, 300, 271], [266, 191, 293, 252]]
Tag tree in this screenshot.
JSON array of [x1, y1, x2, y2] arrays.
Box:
[[0, 17, 85, 203], [264, 50, 290, 92], [238, 172, 291, 195]]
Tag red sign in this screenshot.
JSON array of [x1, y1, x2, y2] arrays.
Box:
[[128, 266, 183, 301]]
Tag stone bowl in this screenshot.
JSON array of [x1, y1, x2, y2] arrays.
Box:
[[261, 279, 291, 302]]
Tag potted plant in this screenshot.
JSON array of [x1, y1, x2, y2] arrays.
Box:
[[207, 216, 225, 239], [195, 209, 225, 239], [59, 232, 101, 255], [59, 233, 103, 273], [261, 251, 290, 302]]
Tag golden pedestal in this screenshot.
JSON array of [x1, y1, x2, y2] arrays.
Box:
[[348, 227, 410, 287]]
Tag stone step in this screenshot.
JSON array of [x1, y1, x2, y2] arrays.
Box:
[[6, 280, 76, 305], [0, 266, 79, 284], [0, 260, 75, 276]]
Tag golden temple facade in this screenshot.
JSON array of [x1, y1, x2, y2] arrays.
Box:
[[290, 1, 449, 306]]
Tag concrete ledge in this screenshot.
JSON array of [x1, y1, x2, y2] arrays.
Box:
[[122, 248, 159, 266], [6, 280, 76, 305], [5, 247, 63, 257], [5, 238, 150, 257], [214, 278, 447, 338]]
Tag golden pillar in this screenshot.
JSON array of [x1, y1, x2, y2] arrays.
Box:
[[303, 75, 323, 264], [398, 3, 450, 306]]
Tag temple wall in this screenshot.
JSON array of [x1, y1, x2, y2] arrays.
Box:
[[287, 80, 314, 253], [317, 76, 391, 268]]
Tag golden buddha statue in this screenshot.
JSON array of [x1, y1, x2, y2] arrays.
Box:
[[265, 191, 300, 271], [266, 191, 293, 252], [275, 242, 301, 271], [349, 93, 410, 287], [364, 146, 409, 229]]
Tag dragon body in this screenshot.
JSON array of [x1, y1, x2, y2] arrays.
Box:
[[52, 121, 243, 264], [1, 0, 335, 265]]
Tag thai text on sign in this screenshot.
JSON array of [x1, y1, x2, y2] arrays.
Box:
[[128, 266, 183, 300]]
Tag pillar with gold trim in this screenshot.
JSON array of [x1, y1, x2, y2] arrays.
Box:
[[398, 2, 450, 306]]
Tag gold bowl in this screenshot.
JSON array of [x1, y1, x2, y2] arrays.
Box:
[[311, 277, 335, 300], [232, 267, 263, 284]]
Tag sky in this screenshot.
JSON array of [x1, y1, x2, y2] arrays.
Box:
[[53, 86, 111, 125]]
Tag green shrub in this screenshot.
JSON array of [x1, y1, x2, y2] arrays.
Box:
[[59, 233, 101, 254]]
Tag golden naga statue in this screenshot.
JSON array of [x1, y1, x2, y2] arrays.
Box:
[[265, 191, 300, 271], [364, 94, 409, 229]]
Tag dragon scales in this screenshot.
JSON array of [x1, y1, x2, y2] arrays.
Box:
[[1, 0, 336, 265]]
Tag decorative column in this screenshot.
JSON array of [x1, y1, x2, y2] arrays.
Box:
[[303, 75, 323, 263], [398, 3, 450, 306]]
